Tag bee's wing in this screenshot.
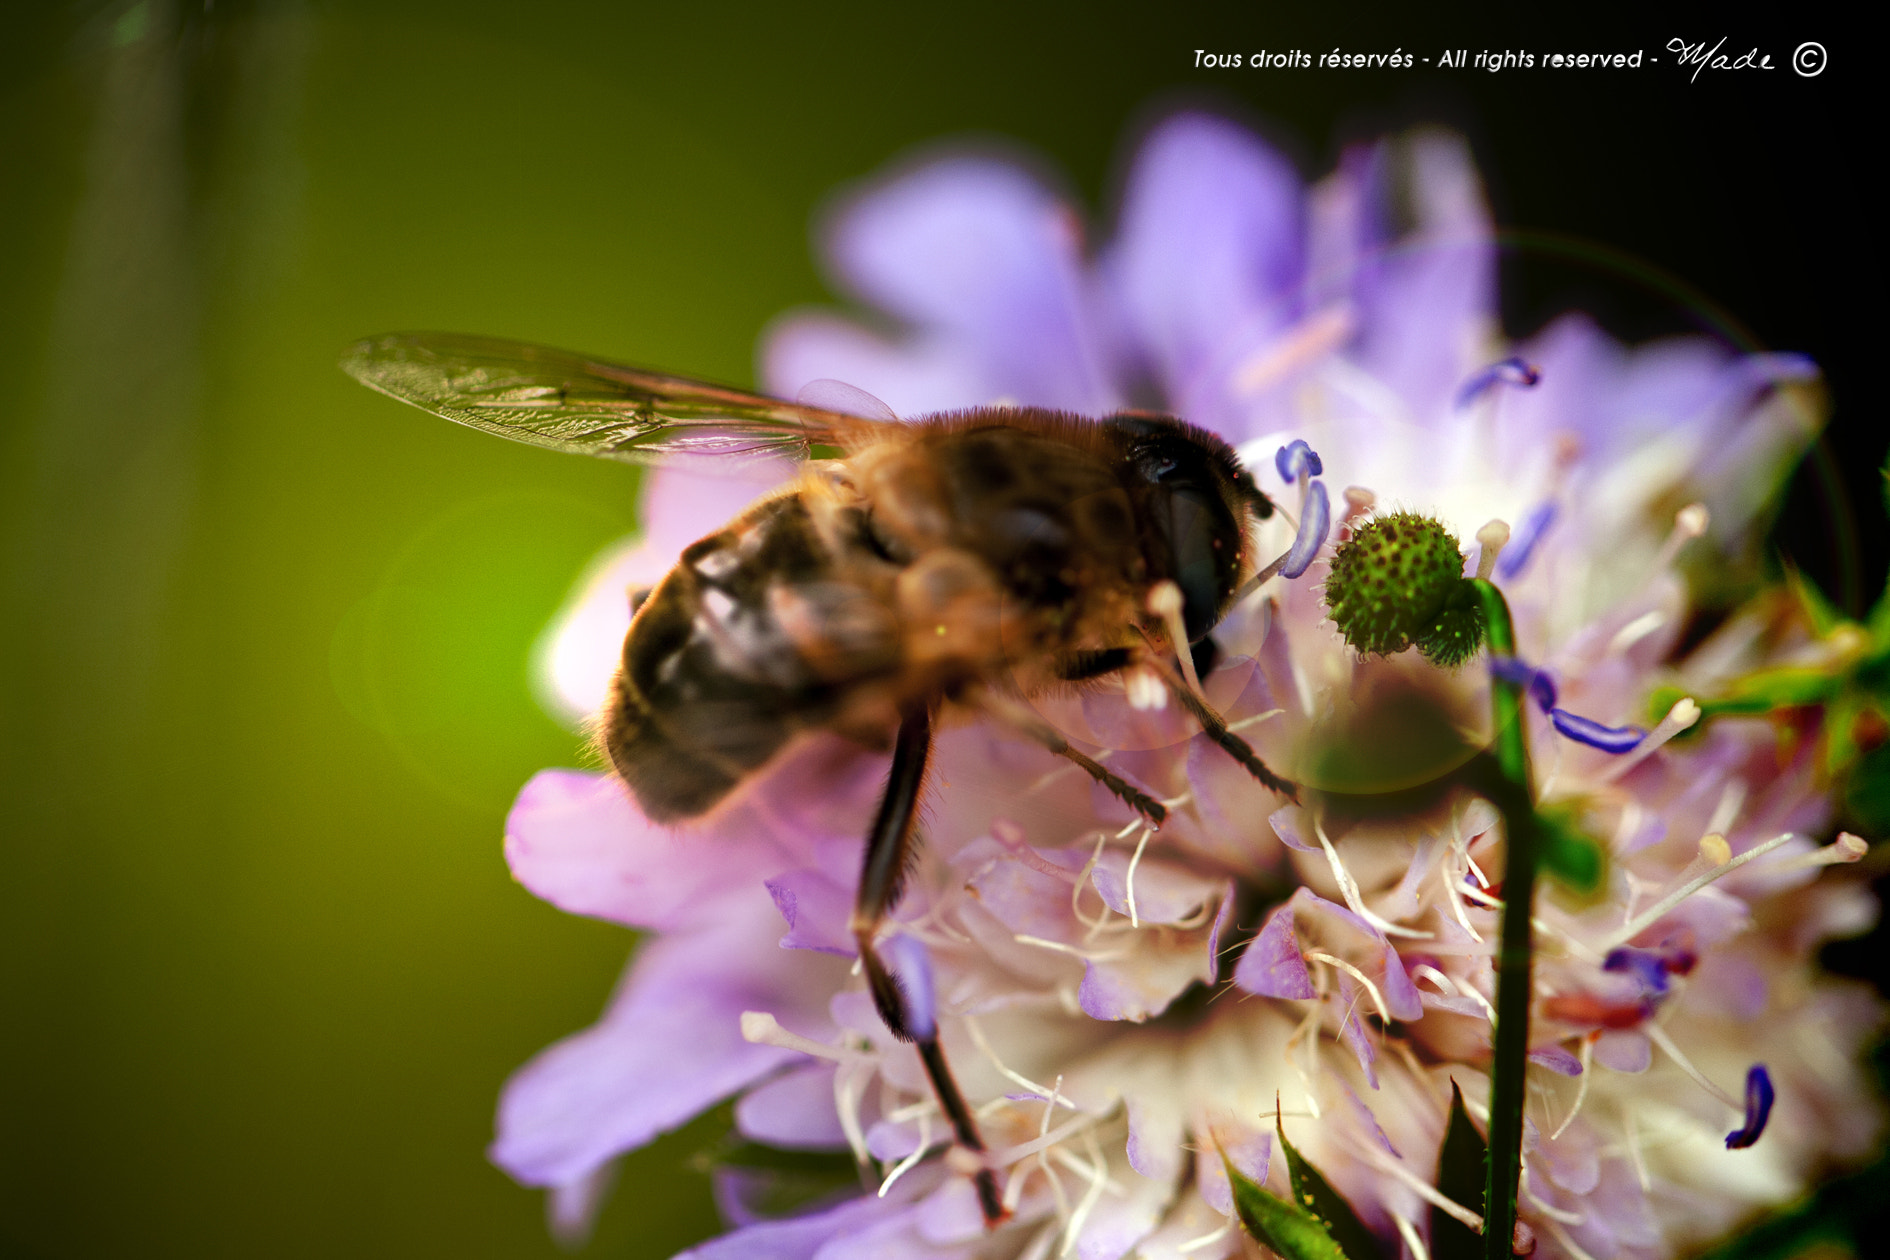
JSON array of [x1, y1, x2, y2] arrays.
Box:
[[341, 332, 893, 464]]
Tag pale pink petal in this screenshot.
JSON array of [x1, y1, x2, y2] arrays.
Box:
[[817, 154, 1119, 414], [763, 310, 990, 420], [491, 899, 847, 1187], [503, 770, 792, 932], [1081, 885, 1229, 1022], [734, 1062, 848, 1149], [767, 866, 856, 956], [1101, 113, 1306, 441]]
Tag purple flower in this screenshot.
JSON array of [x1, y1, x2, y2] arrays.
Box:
[[503, 114, 1881, 1258]]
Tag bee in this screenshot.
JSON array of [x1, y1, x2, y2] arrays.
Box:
[[343, 332, 1298, 1225]]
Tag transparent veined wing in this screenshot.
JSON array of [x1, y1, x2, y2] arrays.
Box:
[[341, 332, 891, 464]]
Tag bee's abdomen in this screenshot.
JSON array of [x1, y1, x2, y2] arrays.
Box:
[[604, 494, 895, 822]]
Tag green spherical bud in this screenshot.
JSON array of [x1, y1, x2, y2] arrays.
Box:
[[1325, 511, 1485, 666], [1415, 578, 1487, 667]]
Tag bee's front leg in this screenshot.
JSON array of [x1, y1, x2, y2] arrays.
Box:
[[1140, 651, 1298, 802], [850, 703, 1007, 1227], [967, 684, 1168, 827]]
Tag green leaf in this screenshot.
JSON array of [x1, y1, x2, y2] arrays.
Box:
[[1537, 808, 1605, 897], [1430, 1079, 1487, 1260], [1846, 741, 1890, 834], [1784, 561, 1845, 638], [1225, 1157, 1352, 1260], [1279, 1122, 1385, 1260]]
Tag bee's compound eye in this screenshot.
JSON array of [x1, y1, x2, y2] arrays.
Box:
[[1163, 487, 1229, 641]]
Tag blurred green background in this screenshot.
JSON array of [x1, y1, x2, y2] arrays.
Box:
[[0, 2, 1877, 1257]]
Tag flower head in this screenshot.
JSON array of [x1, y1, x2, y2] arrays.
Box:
[[497, 114, 1878, 1259]]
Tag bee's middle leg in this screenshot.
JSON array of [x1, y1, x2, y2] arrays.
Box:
[[851, 702, 1006, 1227]]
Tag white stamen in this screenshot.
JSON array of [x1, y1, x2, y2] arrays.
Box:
[[1442, 861, 1487, 943], [1704, 780, 1749, 842], [1475, 519, 1511, 581], [1654, 502, 1711, 571], [878, 1113, 934, 1196], [833, 1056, 873, 1169], [965, 1017, 1070, 1111], [988, 1111, 1099, 1173], [1234, 551, 1289, 603], [1550, 1035, 1597, 1140], [1541, 1216, 1602, 1260], [1526, 1191, 1586, 1225], [1124, 825, 1155, 927], [1622, 1107, 1652, 1192], [1234, 305, 1356, 394], [887, 1098, 939, 1124], [1013, 934, 1134, 963], [1764, 831, 1870, 876], [1229, 707, 1286, 735], [1015, 1222, 1060, 1260], [1451, 974, 1497, 1022], [1057, 1132, 1115, 1257], [1149, 581, 1205, 701], [1284, 1005, 1326, 1117], [1306, 950, 1392, 1024], [1645, 1022, 1742, 1110], [1457, 883, 1600, 963], [1609, 800, 1645, 854], [1071, 832, 1113, 931], [1596, 698, 1700, 783], [1342, 485, 1377, 522], [1395, 1213, 1434, 1260], [1347, 1138, 1483, 1231], [740, 1012, 870, 1063], [1460, 884, 1503, 911], [994, 819, 1086, 881], [1599, 831, 1796, 951], [1315, 817, 1434, 938], [1607, 610, 1667, 654], [1176, 1222, 1234, 1254]]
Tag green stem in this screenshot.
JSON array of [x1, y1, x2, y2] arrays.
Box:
[[1470, 577, 1536, 1260]]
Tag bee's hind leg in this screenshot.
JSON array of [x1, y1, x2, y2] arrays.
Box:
[[851, 703, 1007, 1227]]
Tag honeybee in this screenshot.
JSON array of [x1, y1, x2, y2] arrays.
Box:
[[343, 332, 1298, 1225]]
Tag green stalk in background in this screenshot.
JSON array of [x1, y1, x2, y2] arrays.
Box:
[[1471, 576, 1535, 1260]]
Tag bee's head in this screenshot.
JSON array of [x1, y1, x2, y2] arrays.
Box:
[[1104, 414, 1264, 642]]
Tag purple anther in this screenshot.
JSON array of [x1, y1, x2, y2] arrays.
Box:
[[1550, 708, 1646, 753], [1724, 1064, 1775, 1149], [1454, 357, 1543, 410], [1279, 480, 1329, 579], [1490, 655, 1558, 712], [1738, 352, 1819, 389], [1602, 946, 1673, 997], [1495, 502, 1557, 581], [884, 933, 937, 1041], [1274, 439, 1323, 484]]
